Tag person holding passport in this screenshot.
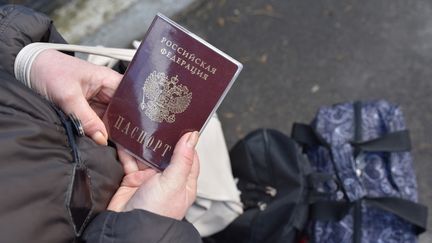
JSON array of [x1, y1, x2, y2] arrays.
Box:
[[0, 4, 201, 243]]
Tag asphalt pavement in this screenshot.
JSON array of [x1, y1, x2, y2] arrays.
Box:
[[176, 0, 432, 241]]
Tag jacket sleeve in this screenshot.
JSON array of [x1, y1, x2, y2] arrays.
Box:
[[0, 4, 66, 75], [82, 209, 202, 243]]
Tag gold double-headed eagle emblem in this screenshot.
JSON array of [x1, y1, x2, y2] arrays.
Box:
[[140, 71, 192, 123]]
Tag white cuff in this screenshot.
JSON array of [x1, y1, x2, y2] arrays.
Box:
[[14, 42, 136, 88]]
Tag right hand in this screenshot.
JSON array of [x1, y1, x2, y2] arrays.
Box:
[[108, 132, 200, 220], [30, 49, 122, 145]]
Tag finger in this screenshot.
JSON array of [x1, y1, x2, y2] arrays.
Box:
[[118, 146, 150, 173], [89, 100, 108, 118], [121, 170, 157, 187], [99, 66, 122, 89], [60, 94, 108, 145], [118, 147, 139, 174], [137, 162, 150, 170], [186, 150, 200, 201], [94, 66, 123, 102], [162, 131, 199, 185], [189, 150, 200, 182]]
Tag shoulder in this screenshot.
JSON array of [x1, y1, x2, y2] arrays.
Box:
[[0, 4, 65, 75]]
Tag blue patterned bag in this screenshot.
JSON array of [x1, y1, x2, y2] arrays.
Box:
[[292, 100, 428, 243]]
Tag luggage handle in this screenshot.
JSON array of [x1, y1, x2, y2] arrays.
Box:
[[310, 197, 428, 235], [292, 123, 411, 152], [291, 123, 329, 148], [350, 130, 411, 152]]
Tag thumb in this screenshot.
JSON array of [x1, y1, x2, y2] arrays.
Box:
[[61, 95, 108, 145], [162, 132, 199, 185]]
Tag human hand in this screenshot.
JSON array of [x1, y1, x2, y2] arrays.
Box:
[[30, 49, 122, 145], [108, 132, 200, 220]]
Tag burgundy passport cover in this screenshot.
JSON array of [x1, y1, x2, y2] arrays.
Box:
[[104, 13, 242, 170]]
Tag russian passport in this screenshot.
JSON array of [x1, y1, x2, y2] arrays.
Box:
[[104, 14, 242, 170]]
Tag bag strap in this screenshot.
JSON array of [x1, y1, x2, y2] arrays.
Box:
[[353, 101, 363, 156], [350, 130, 411, 152], [292, 123, 411, 153], [291, 123, 327, 147], [352, 101, 412, 152], [365, 197, 428, 234], [310, 197, 428, 238]]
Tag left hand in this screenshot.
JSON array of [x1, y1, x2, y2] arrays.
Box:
[[108, 132, 200, 220], [30, 49, 123, 145]]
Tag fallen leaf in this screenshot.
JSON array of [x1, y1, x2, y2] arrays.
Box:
[[336, 54, 345, 61], [265, 4, 274, 12], [223, 112, 235, 119], [239, 56, 251, 63], [250, 4, 283, 18], [217, 17, 225, 27], [259, 53, 268, 64], [311, 84, 320, 93]]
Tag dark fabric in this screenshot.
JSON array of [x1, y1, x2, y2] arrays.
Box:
[[0, 71, 123, 242], [0, 4, 67, 75], [291, 123, 326, 148], [0, 68, 202, 243], [208, 129, 310, 243], [83, 209, 202, 243]]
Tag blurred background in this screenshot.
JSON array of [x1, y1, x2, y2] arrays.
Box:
[[2, 0, 432, 241]]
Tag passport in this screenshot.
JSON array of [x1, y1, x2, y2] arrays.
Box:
[[104, 13, 242, 170]]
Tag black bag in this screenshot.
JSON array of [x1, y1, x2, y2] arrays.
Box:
[[206, 129, 314, 243], [0, 73, 124, 243], [207, 101, 428, 243]]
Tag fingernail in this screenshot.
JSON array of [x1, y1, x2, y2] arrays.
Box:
[[186, 131, 199, 148], [92, 131, 108, 145]]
